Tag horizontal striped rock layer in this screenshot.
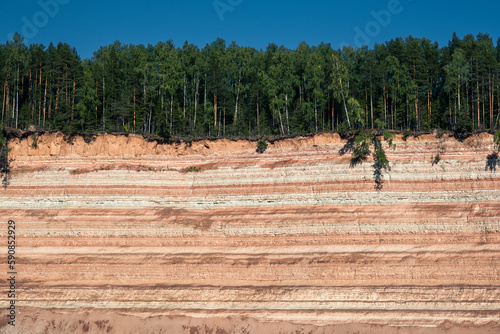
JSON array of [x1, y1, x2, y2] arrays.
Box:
[[1, 132, 499, 333]]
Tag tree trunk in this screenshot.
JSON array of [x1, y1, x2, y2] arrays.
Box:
[[38, 65, 42, 126], [102, 77, 106, 131], [170, 94, 173, 133], [489, 75, 493, 128], [95, 81, 98, 128], [72, 77, 76, 122], [364, 89, 368, 125], [333, 57, 351, 129], [234, 73, 241, 123], [383, 85, 387, 126], [43, 77, 47, 129], [370, 69, 374, 129], [183, 75, 186, 118], [15, 64, 19, 128], [496, 75, 500, 128], [339, 78, 351, 129], [2, 81, 6, 126], [414, 87, 418, 131], [332, 101, 335, 131], [314, 96, 318, 132], [476, 62, 480, 127], [48, 96, 52, 126], [427, 90, 431, 123], [148, 106, 152, 134], [194, 76, 199, 131], [29, 67, 33, 122], [457, 74, 461, 127], [234, 88, 239, 123], [482, 78, 485, 129], [256, 92, 260, 135], [467, 83, 472, 128], [406, 94, 410, 129], [392, 92, 395, 129], [286, 93, 290, 134], [214, 93, 217, 128], [133, 86, 136, 133]]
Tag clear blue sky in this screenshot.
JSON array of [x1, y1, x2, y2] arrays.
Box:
[[1, 0, 499, 59]]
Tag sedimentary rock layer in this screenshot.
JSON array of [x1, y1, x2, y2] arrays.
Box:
[[1, 132, 499, 333]]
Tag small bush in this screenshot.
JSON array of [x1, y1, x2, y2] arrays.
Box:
[[383, 130, 396, 149], [402, 129, 412, 140], [187, 166, 201, 173], [432, 153, 441, 166], [352, 132, 370, 162], [374, 119, 386, 129], [336, 122, 349, 135], [256, 140, 268, 154], [31, 134, 38, 149]]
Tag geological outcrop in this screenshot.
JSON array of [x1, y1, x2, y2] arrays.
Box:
[[1, 131, 499, 334]]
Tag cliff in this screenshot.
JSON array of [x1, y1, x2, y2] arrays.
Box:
[[1, 131, 499, 334]]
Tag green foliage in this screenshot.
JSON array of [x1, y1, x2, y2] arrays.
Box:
[[375, 119, 386, 129], [494, 131, 500, 151], [352, 131, 371, 163], [1, 33, 499, 137], [402, 129, 412, 140], [256, 140, 268, 153], [30, 134, 38, 149], [0, 129, 6, 148], [352, 131, 393, 169], [373, 137, 389, 168], [383, 130, 396, 149], [432, 153, 441, 165], [336, 122, 350, 135], [186, 166, 201, 173], [347, 98, 364, 128]]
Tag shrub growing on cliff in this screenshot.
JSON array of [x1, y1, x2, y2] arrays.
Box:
[[31, 134, 38, 149], [186, 166, 202, 173], [351, 132, 371, 165], [256, 140, 268, 154], [402, 129, 412, 140], [383, 130, 396, 149], [352, 131, 392, 168], [351, 131, 395, 190], [432, 153, 441, 166]]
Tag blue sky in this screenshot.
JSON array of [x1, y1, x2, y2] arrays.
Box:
[[1, 0, 499, 59]]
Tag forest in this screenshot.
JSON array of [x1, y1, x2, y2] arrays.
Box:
[[1, 32, 500, 139]]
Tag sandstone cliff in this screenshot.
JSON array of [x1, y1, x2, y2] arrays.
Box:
[[1, 131, 499, 334]]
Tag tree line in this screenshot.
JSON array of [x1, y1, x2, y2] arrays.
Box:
[[1, 32, 499, 138]]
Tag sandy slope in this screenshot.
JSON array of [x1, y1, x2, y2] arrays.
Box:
[[0, 131, 499, 333]]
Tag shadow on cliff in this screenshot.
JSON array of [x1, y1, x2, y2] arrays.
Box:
[[338, 138, 364, 168], [485, 152, 499, 172], [338, 139, 354, 157], [373, 163, 385, 191]]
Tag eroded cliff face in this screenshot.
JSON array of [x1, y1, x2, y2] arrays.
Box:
[[1, 132, 499, 334]]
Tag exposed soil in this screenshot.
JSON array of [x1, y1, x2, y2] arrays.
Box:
[[1, 131, 499, 333]]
